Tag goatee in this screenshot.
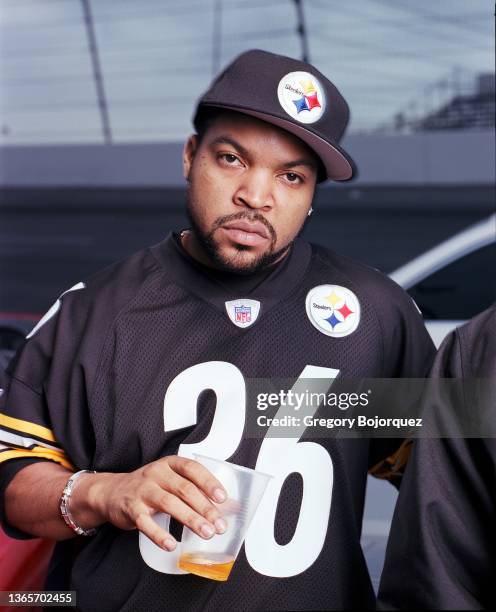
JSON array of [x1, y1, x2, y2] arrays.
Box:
[[185, 203, 290, 275]]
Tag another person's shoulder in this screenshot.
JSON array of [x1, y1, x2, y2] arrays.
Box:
[[457, 305, 496, 356], [438, 304, 496, 378]]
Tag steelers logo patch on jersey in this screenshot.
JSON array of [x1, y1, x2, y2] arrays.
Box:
[[305, 285, 360, 338], [277, 71, 326, 124], [225, 299, 261, 328]]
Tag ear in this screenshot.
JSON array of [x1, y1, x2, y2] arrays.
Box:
[[183, 134, 198, 181]]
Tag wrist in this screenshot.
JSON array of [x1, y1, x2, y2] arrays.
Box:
[[69, 471, 115, 531], [60, 470, 98, 536]]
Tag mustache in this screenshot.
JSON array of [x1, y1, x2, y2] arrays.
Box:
[[211, 211, 277, 243]]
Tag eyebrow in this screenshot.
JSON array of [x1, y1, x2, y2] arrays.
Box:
[[280, 158, 317, 171], [209, 136, 250, 159], [209, 135, 317, 172]]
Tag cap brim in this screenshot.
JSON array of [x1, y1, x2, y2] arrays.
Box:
[[200, 103, 356, 181]]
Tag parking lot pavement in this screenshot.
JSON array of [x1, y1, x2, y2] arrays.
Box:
[[362, 534, 389, 593], [362, 476, 398, 593]]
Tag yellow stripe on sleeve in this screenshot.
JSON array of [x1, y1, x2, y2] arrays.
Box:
[[0, 413, 57, 444], [368, 440, 413, 480], [0, 446, 75, 471]]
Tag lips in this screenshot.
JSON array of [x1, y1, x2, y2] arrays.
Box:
[[222, 220, 270, 240], [220, 219, 271, 248]]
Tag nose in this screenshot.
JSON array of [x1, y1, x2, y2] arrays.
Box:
[[233, 169, 274, 211]]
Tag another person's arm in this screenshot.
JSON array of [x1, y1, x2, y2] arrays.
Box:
[[378, 434, 495, 609], [378, 307, 496, 609]]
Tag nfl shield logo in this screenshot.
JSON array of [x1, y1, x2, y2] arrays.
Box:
[[235, 305, 251, 324], [225, 299, 261, 328]]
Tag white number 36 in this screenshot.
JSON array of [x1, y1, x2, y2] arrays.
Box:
[[139, 362, 338, 578]]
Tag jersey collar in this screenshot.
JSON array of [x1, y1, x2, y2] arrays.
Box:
[[150, 232, 312, 321]]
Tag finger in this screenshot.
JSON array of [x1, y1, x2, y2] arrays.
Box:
[[163, 473, 227, 533], [150, 489, 222, 540], [167, 457, 227, 503], [134, 510, 177, 551]]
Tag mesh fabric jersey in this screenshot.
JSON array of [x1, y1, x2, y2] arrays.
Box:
[[0, 234, 435, 612]]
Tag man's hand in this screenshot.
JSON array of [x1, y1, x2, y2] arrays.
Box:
[[4, 457, 227, 547], [76, 456, 228, 551]]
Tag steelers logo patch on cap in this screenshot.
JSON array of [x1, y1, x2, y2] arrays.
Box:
[[277, 71, 326, 124], [306, 285, 360, 338]]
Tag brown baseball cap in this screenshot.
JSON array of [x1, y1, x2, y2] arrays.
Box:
[[193, 49, 356, 182]]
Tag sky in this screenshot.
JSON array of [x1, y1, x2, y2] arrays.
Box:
[[0, 0, 494, 144]]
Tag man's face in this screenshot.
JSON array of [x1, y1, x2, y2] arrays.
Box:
[[183, 112, 318, 273]]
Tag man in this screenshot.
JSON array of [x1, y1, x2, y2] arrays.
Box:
[[0, 50, 435, 610], [379, 304, 496, 610]]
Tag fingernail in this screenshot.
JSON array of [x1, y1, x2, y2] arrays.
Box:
[[214, 518, 227, 534], [200, 523, 215, 538], [213, 488, 226, 503], [163, 537, 176, 551]]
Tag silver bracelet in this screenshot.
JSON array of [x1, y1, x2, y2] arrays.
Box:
[[60, 469, 98, 536]]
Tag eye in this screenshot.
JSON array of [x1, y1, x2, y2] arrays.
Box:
[[283, 172, 303, 184], [219, 153, 242, 165]]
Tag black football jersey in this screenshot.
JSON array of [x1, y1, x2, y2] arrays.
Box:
[[0, 234, 435, 611], [378, 305, 496, 610]]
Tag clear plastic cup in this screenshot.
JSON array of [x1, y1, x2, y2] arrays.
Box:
[[177, 454, 272, 581]]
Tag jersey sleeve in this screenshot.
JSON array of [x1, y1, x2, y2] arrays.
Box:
[[368, 284, 437, 482], [381, 288, 437, 379], [0, 284, 96, 537], [378, 320, 496, 609]]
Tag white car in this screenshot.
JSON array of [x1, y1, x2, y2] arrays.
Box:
[[390, 213, 496, 347]]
